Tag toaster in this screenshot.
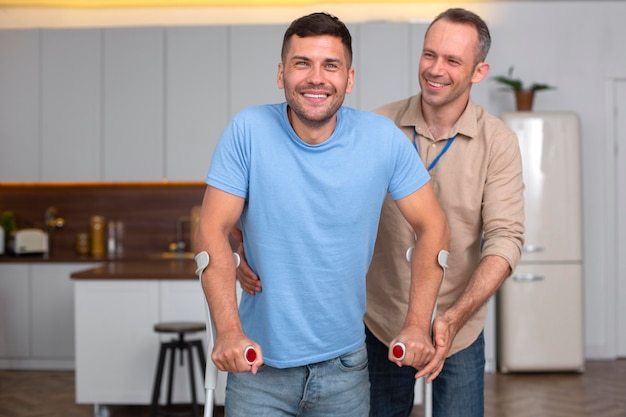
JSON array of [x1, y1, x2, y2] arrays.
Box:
[[9, 229, 48, 255]]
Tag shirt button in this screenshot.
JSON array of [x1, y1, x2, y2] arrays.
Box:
[[431, 143, 436, 148]]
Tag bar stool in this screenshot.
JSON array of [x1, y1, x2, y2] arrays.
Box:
[[150, 321, 207, 417]]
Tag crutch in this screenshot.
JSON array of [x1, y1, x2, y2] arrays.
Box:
[[195, 251, 257, 417], [392, 248, 449, 417]]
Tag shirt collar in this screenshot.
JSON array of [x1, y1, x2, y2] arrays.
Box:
[[399, 92, 479, 141]]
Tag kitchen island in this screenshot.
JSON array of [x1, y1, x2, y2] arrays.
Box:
[[72, 260, 210, 414]]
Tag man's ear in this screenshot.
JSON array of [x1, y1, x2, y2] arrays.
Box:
[[277, 62, 285, 89], [471, 62, 490, 84]]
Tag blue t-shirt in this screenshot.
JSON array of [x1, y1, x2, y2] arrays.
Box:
[[207, 102, 429, 368]]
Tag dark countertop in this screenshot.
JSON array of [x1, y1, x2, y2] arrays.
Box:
[[0, 251, 195, 264], [70, 259, 198, 280], [0, 252, 199, 280], [0, 253, 106, 263]]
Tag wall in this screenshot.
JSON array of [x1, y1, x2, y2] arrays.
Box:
[[473, 1, 624, 361], [0, 1, 624, 359]]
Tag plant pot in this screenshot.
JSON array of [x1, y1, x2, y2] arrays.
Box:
[[515, 91, 535, 111]]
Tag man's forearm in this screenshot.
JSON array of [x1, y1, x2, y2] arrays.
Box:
[[442, 255, 511, 334]]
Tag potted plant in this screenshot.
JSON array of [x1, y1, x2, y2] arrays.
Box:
[[493, 66, 555, 111]]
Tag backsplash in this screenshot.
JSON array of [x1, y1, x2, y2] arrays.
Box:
[[0, 182, 206, 260]]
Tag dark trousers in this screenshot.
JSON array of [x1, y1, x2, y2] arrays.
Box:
[[366, 325, 485, 417]]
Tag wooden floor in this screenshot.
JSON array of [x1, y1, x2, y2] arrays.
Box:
[[1, 360, 624, 417]]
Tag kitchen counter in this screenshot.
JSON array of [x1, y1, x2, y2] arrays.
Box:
[[0, 251, 195, 263], [0, 253, 106, 263], [73, 259, 207, 407], [70, 259, 197, 280], [1, 253, 199, 282]]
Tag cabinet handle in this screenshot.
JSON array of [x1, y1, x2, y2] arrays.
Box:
[[523, 244, 544, 253], [512, 273, 545, 282]]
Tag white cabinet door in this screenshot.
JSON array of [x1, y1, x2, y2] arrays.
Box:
[[502, 112, 582, 263], [0, 30, 40, 181], [102, 27, 164, 181], [30, 263, 98, 362], [41, 29, 102, 181], [356, 22, 414, 111], [229, 25, 285, 117], [0, 264, 30, 359], [165, 27, 228, 181], [75, 280, 160, 404]]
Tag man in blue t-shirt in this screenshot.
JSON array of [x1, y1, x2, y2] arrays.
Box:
[[195, 12, 450, 417]]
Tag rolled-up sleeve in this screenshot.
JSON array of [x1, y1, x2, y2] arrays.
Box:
[[480, 128, 525, 271]]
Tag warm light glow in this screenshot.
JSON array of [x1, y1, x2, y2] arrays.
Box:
[[3, 0, 440, 6], [0, 1, 496, 29]]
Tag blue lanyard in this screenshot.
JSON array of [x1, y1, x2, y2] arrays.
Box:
[[413, 128, 457, 171]]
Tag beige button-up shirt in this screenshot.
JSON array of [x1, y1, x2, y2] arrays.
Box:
[[365, 94, 525, 356]]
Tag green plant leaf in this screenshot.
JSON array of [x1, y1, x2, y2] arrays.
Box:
[[493, 76, 523, 91], [492, 66, 555, 92], [529, 83, 555, 92]]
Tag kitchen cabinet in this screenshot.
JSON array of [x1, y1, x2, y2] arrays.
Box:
[[0, 262, 101, 370], [356, 22, 414, 111], [229, 25, 285, 116], [41, 29, 102, 181], [75, 279, 206, 405], [0, 30, 40, 181], [0, 22, 426, 183], [102, 27, 164, 181], [0, 264, 30, 359], [165, 26, 228, 181], [31, 264, 89, 360]]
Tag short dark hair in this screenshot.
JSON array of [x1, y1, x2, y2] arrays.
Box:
[[427, 8, 491, 65], [281, 12, 353, 67]]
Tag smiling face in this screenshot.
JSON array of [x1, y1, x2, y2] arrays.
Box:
[[419, 19, 489, 112], [277, 34, 355, 144]]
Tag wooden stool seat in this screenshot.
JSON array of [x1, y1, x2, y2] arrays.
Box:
[[154, 321, 206, 334], [150, 321, 207, 417]]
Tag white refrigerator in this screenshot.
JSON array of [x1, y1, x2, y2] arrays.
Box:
[[497, 111, 585, 373]]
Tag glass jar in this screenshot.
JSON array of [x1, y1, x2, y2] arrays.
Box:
[[90, 215, 105, 258], [75, 232, 90, 256]]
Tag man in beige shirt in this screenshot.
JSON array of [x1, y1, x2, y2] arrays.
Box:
[[365, 8, 524, 417]]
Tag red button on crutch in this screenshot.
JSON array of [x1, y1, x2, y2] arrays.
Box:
[[392, 342, 406, 361], [244, 345, 257, 366]]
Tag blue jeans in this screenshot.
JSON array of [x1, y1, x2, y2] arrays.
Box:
[[225, 344, 370, 417], [366, 325, 485, 417]]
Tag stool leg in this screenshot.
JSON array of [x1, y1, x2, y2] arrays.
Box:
[[191, 340, 207, 417], [166, 342, 177, 406], [186, 344, 199, 417], [191, 340, 207, 374], [150, 343, 169, 417]]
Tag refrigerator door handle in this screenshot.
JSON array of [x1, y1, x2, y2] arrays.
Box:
[[523, 244, 544, 253], [512, 273, 545, 282]]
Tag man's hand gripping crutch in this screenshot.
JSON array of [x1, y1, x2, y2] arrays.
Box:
[[389, 246, 449, 383], [195, 250, 261, 373], [388, 246, 448, 417]]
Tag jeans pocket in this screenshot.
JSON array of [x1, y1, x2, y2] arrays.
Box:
[[336, 344, 368, 372]]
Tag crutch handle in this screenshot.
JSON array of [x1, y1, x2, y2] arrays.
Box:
[[244, 345, 257, 366], [392, 342, 406, 361]]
